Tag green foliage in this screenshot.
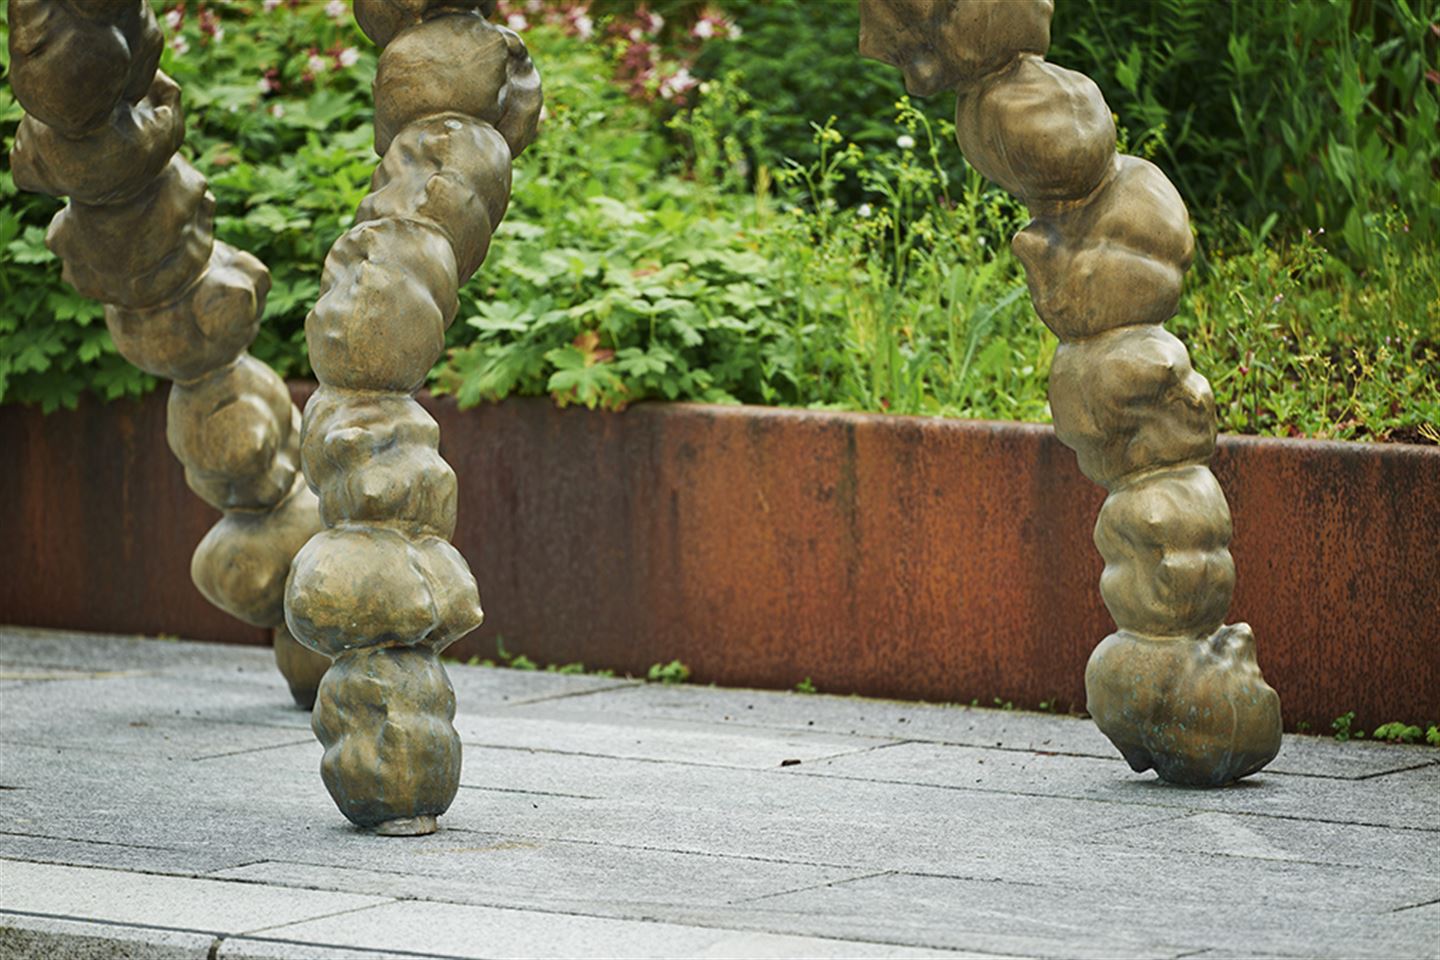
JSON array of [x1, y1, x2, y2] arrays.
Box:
[[795, 676, 817, 695], [1047, 0, 1439, 268], [1370, 721, 1422, 744], [647, 659, 692, 684], [1429, 725, 1440, 747], [1332, 711, 1366, 741], [691, 0, 965, 205], [2, 3, 1435, 446]]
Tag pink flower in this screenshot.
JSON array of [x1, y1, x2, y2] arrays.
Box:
[[164, 7, 184, 31], [325, 0, 347, 20], [169, 34, 189, 55], [337, 46, 359, 68]]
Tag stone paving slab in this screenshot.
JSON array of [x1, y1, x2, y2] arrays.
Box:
[[2, 627, 1437, 959]]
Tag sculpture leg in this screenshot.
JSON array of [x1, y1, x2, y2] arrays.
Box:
[[6, 0, 331, 708], [858, 0, 1281, 785], [283, 0, 542, 833]]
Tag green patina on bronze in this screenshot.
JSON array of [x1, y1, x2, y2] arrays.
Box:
[[282, 0, 542, 835], [6, 0, 331, 708], [859, 0, 1282, 786]]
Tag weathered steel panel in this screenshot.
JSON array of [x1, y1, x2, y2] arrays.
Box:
[[2, 391, 1436, 730]]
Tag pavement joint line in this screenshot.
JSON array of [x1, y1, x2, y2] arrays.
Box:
[[235, 899, 402, 937], [456, 737, 905, 771], [0, 907, 232, 940], [778, 767, 1440, 833], [0, 829, 193, 854], [438, 826, 867, 873], [795, 739, 921, 766], [0, 855, 232, 885], [534, 700, 1439, 783], [1076, 830, 1440, 880], [455, 784, 604, 800], [0, 911, 462, 960], [220, 933, 474, 960], [1073, 809, 1202, 841], [201, 863, 994, 956], [191, 738, 318, 761], [728, 869, 896, 905], [1347, 759, 1440, 781], [488, 679, 646, 707], [1388, 896, 1440, 914]]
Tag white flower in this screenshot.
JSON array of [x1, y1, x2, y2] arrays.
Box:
[[728, 21, 742, 38], [164, 8, 183, 30], [269, 102, 285, 118], [169, 34, 189, 55], [659, 67, 698, 100], [858, 203, 873, 218], [307, 52, 328, 74], [211, 24, 225, 43], [896, 134, 916, 150], [693, 18, 715, 39], [337, 46, 359, 68], [507, 12, 529, 30], [325, 0, 347, 21], [645, 11, 665, 32], [262, 0, 282, 10], [571, 13, 594, 39]]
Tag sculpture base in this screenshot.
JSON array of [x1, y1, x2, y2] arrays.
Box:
[[1086, 624, 1282, 787], [373, 815, 438, 837]]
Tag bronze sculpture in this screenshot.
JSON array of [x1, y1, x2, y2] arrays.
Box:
[[282, 0, 540, 835], [6, 0, 331, 709], [8, 0, 1274, 840], [860, 0, 1282, 785]]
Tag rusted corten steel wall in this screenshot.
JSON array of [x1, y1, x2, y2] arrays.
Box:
[[2, 390, 1436, 729]]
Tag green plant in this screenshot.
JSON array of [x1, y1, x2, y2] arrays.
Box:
[[795, 676, 816, 695], [647, 659, 692, 684], [1428, 725, 1440, 747], [1332, 710, 1367, 741], [1371, 722, 1425, 744]]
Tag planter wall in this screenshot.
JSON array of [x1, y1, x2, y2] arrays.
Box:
[[2, 388, 1436, 730]]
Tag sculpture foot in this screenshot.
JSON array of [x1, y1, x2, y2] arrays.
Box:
[[311, 646, 461, 830], [273, 623, 331, 710], [1085, 624, 1281, 787], [373, 815, 438, 837]]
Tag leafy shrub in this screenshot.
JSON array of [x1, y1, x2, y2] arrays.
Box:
[[1, 2, 1436, 446]]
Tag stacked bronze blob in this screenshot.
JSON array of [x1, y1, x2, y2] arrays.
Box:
[[282, 0, 541, 835], [6, 0, 329, 708], [860, 0, 1281, 785]]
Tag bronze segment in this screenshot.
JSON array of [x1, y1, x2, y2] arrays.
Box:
[[283, 0, 542, 834], [858, 0, 1282, 785], [5, 0, 330, 705]]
